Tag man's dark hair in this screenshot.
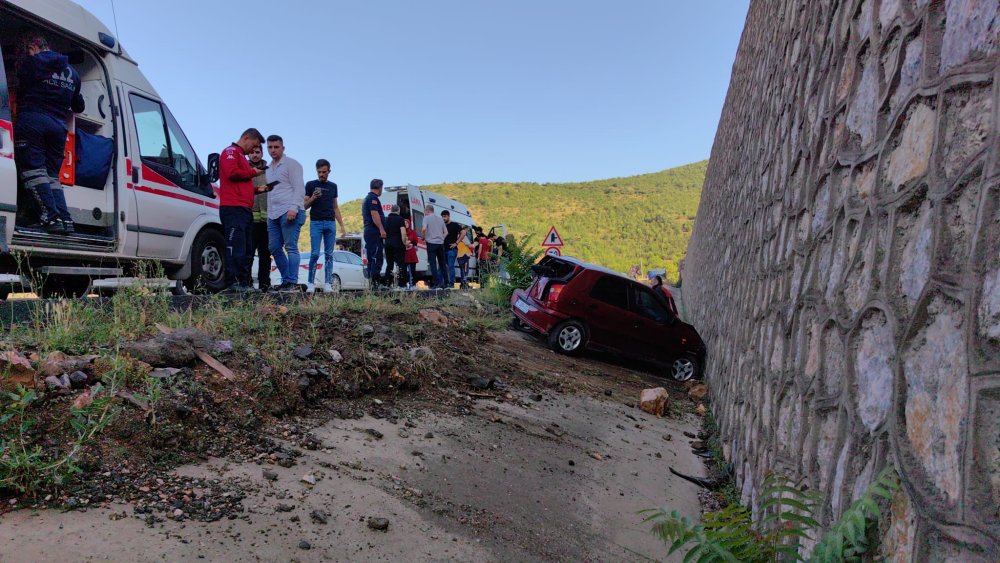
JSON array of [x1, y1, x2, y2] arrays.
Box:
[[241, 128, 264, 143], [19, 33, 49, 55], [441, 210, 450, 217], [266, 134, 283, 144], [488, 233, 497, 239], [654, 275, 664, 284], [316, 159, 330, 169], [370, 179, 383, 190]]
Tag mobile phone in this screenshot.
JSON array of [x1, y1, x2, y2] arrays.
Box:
[[266, 180, 280, 190]]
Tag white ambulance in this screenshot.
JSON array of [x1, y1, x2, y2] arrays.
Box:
[[0, 0, 226, 297], [363, 185, 497, 285]]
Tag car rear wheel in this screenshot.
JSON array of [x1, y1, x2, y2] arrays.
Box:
[[330, 275, 342, 293], [670, 354, 701, 382], [548, 320, 587, 356]]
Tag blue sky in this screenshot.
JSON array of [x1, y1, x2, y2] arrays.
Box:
[[76, 0, 748, 202]]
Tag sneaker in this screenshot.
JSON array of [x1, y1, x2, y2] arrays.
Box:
[[306, 283, 316, 294], [323, 283, 333, 293], [42, 220, 66, 234], [62, 220, 75, 234], [278, 282, 299, 293]]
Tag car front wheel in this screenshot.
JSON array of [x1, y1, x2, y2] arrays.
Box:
[[670, 354, 701, 382], [548, 320, 587, 356], [185, 229, 227, 293]]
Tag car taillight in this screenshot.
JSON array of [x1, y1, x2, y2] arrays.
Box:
[[545, 283, 565, 304]]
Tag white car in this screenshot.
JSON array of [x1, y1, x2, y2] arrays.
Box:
[[252, 250, 367, 291]]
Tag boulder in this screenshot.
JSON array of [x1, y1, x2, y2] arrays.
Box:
[[688, 384, 709, 402], [124, 328, 214, 367], [639, 387, 670, 417], [0, 351, 36, 389]]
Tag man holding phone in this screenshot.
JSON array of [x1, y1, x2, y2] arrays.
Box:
[[265, 135, 306, 292], [219, 128, 266, 293], [304, 159, 345, 293]]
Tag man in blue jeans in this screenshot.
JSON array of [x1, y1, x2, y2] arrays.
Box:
[[13, 33, 85, 234], [265, 135, 306, 291], [304, 159, 346, 294], [421, 205, 448, 289], [362, 179, 386, 288], [441, 211, 467, 289]]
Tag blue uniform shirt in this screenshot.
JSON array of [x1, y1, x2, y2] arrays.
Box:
[[362, 191, 384, 230]]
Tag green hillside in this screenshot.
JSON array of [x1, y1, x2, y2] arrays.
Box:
[[339, 160, 706, 280]]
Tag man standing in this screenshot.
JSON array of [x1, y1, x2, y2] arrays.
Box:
[[218, 128, 266, 292], [383, 205, 407, 287], [265, 135, 306, 292], [13, 33, 85, 234], [441, 211, 467, 289], [304, 159, 346, 294], [249, 146, 271, 292], [421, 205, 448, 289], [362, 179, 386, 287]]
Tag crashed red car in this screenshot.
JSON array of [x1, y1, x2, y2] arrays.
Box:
[[511, 256, 706, 381]]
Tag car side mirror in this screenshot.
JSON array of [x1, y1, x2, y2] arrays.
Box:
[[207, 153, 220, 183]]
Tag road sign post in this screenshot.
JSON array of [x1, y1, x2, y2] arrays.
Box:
[[541, 226, 564, 250], [545, 247, 561, 257]]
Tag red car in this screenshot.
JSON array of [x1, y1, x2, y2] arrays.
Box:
[[511, 256, 706, 381]]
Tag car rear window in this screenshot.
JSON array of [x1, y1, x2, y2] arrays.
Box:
[[590, 275, 629, 309], [531, 256, 575, 280]]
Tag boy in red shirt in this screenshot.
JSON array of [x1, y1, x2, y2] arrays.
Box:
[[218, 128, 266, 292]]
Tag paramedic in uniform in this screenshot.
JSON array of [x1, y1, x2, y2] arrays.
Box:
[[14, 33, 85, 234], [218, 128, 266, 292]]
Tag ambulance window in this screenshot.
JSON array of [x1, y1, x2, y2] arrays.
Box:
[[411, 210, 424, 233], [0, 49, 11, 157], [0, 50, 9, 122], [130, 94, 206, 195], [164, 106, 208, 195]]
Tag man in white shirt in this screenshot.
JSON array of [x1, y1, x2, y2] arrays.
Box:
[[265, 135, 306, 292], [421, 205, 448, 290]]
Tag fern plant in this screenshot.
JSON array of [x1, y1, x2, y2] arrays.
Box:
[[643, 467, 901, 562], [810, 468, 901, 561]]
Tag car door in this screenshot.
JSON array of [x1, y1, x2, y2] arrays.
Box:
[[125, 90, 215, 259], [584, 274, 645, 354], [344, 252, 366, 289], [628, 284, 678, 362]]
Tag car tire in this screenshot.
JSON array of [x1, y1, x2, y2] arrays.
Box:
[[670, 354, 701, 382], [184, 229, 227, 293], [330, 274, 342, 293], [548, 320, 587, 356]]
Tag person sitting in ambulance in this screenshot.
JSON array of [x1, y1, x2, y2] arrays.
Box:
[[13, 33, 84, 234]]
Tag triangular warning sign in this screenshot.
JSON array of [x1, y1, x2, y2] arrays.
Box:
[[542, 226, 564, 247]]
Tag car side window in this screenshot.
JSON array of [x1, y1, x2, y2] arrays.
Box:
[[590, 275, 629, 310], [411, 210, 424, 233], [631, 286, 670, 323], [332, 252, 347, 264], [348, 254, 364, 266]]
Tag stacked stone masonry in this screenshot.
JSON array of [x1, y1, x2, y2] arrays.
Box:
[[684, 0, 998, 559]]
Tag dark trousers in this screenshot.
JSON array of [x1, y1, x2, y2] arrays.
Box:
[[220, 206, 253, 287], [251, 220, 271, 290], [426, 243, 446, 288], [384, 245, 405, 287], [14, 111, 71, 224], [363, 228, 384, 285]]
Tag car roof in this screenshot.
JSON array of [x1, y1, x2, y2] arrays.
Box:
[[551, 256, 634, 282]]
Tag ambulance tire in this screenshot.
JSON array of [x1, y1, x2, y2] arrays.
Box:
[[185, 229, 227, 293]]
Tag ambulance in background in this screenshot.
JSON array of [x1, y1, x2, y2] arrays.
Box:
[[0, 0, 226, 298], [361, 184, 502, 285]]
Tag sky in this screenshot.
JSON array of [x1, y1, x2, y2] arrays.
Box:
[[75, 0, 749, 202]]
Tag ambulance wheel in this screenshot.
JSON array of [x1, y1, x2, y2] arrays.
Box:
[[185, 229, 227, 293]]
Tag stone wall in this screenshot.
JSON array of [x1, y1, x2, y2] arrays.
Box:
[[684, 0, 998, 559]]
